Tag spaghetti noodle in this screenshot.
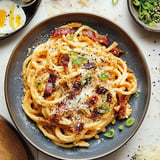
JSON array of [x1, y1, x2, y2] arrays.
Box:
[[22, 23, 137, 148]]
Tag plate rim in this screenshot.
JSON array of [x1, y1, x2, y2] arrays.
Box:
[[4, 12, 151, 160]]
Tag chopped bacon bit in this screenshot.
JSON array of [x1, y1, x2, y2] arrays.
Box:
[[91, 108, 100, 119], [58, 54, 69, 70], [68, 91, 75, 100], [82, 29, 109, 45], [86, 96, 98, 108], [96, 86, 108, 94], [49, 101, 66, 123], [95, 86, 112, 102], [43, 83, 53, 98], [118, 95, 127, 119], [83, 62, 96, 70], [106, 93, 112, 102], [110, 47, 124, 57], [51, 27, 75, 38], [68, 80, 83, 99], [43, 72, 57, 98], [62, 81, 69, 90], [49, 114, 59, 123], [74, 122, 84, 134], [73, 80, 82, 92]]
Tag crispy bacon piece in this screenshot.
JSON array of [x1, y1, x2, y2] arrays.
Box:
[[43, 72, 57, 98], [91, 108, 100, 119], [74, 122, 84, 134], [51, 27, 75, 38], [61, 54, 69, 70], [83, 62, 96, 70], [73, 80, 83, 92], [58, 54, 69, 70], [106, 93, 112, 102], [82, 29, 109, 45], [68, 80, 83, 99], [86, 96, 98, 108], [110, 47, 124, 57], [96, 86, 112, 102], [96, 86, 108, 94], [43, 83, 53, 98], [118, 95, 127, 119], [49, 101, 66, 123]]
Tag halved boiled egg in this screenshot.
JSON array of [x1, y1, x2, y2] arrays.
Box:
[[0, 0, 26, 36]]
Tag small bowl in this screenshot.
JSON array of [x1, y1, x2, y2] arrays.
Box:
[[0, 0, 41, 40], [12, 0, 37, 8], [128, 0, 160, 32]]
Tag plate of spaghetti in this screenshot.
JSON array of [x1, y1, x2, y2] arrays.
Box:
[[5, 13, 151, 160]]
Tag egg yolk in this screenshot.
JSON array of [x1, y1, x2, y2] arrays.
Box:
[[0, 9, 6, 28], [15, 15, 21, 28]]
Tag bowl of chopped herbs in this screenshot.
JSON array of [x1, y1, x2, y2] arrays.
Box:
[[128, 0, 160, 32]]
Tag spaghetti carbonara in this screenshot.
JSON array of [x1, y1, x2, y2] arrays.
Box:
[[22, 23, 137, 148]]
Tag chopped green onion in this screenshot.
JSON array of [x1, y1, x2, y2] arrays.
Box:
[[68, 50, 87, 65], [100, 72, 110, 80], [112, 0, 119, 6], [97, 104, 111, 113], [134, 91, 139, 98], [133, 0, 140, 6], [84, 73, 95, 79], [81, 73, 95, 85], [125, 117, 135, 127], [149, 21, 156, 27], [104, 128, 115, 138], [97, 92, 111, 113], [66, 33, 74, 41], [118, 125, 124, 131], [35, 80, 44, 91], [68, 50, 76, 56], [103, 91, 109, 102], [81, 79, 87, 86]]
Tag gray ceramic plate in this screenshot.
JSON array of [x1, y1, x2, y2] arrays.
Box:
[[128, 0, 160, 32], [0, 0, 41, 40], [5, 13, 151, 160]]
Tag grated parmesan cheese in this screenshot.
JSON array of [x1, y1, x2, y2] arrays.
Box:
[[67, 85, 95, 111]]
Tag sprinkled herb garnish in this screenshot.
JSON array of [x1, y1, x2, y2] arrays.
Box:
[[100, 71, 110, 80], [134, 91, 139, 98], [104, 128, 115, 138], [97, 104, 111, 113], [112, 0, 119, 6], [103, 91, 109, 102], [125, 117, 135, 127], [35, 80, 44, 91], [81, 73, 95, 85], [97, 92, 111, 113], [118, 125, 124, 131], [66, 33, 74, 41], [133, 0, 160, 27], [68, 50, 87, 65]]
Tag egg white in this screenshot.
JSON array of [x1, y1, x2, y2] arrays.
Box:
[[0, 0, 26, 36]]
